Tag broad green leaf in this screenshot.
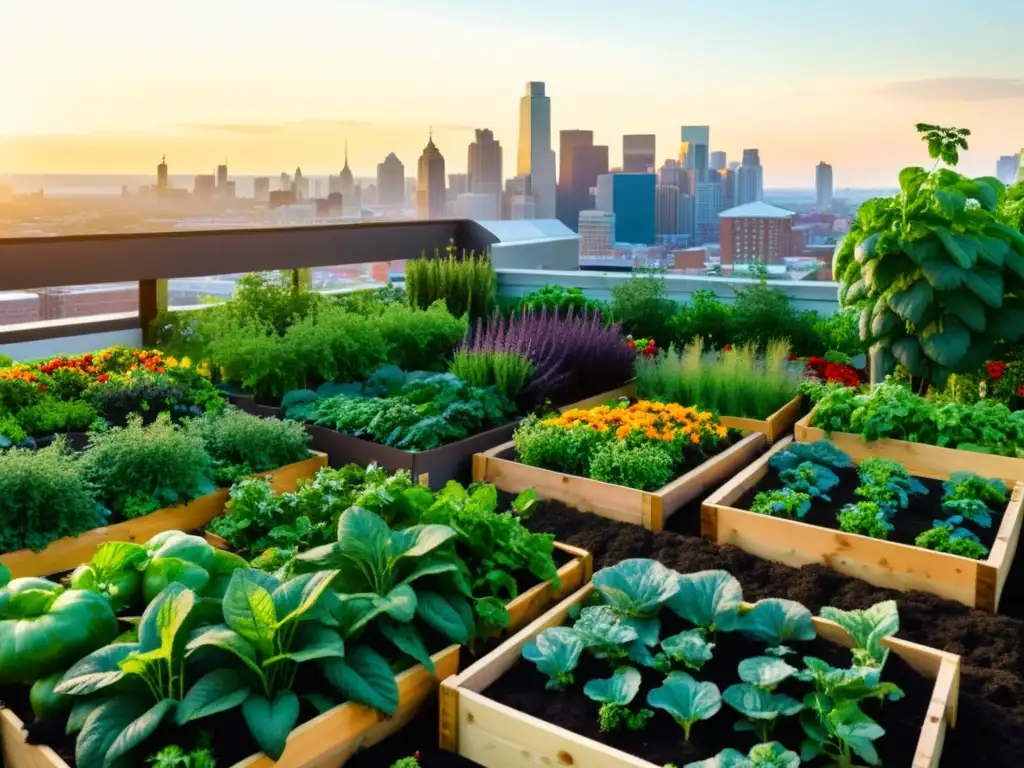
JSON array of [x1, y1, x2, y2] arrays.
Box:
[[334, 506, 391, 562], [391, 523, 458, 559], [91, 542, 148, 573], [668, 570, 743, 632], [185, 624, 262, 678], [661, 629, 715, 671], [943, 290, 987, 332], [573, 605, 639, 654], [396, 558, 462, 592], [898, 167, 928, 198], [223, 570, 277, 658], [828, 701, 885, 765], [738, 656, 798, 689], [102, 697, 176, 763], [920, 256, 966, 290], [265, 623, 345, 665], [176, 668, 251, 724], [415, 590, 472, 645], [583, 666, 641, 706], [209, 547, 248, 576], [870, 308, 899, 339], [146, 533, 216, 572], [647, 671, 721, 738], [522, 627, 586, 690], [976, 235, 1010, 267], [986, 307, 1024, 342], [1006, 250, 1024, 280], [0, 563, 9, 589], [142, 559, 209, 607], [723, 683, 803, 721], [962, 268, 1004, 308], [272, 570, 339, 625], [241, 691, 300, 760], [56, 643, 137, 695], [919, 316, 970, 368], [738, 599, 815, 652], [854, 233, 880, 263], [66, 697, 103, 735], [324, 645, 400, 715], [379, 616, 435, 673], [886, 280, 933, 326], [820, 601, 898, 668], [592, 558, 680, 618], [891, 337, 926, 377], [933, 190, 967, 220]]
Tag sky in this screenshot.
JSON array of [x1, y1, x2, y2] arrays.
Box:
[[1, 0, 1022, 187]]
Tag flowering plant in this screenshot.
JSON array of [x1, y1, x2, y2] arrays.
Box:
[[626, 335, 658, 359], [546, 401, 728, 446], [804, 356, 862, 388]]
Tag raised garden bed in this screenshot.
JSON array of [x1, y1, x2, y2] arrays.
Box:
[[702, 436, 1024, 611], [474, 433, 766, 533], [0, 452, 327, 579], [795, 406, 1024, 485], [571, 382, 803, 444], [439, 581, 960, 768]]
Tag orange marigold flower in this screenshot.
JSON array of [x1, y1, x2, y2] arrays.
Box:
[[690, 432, 701, 444]]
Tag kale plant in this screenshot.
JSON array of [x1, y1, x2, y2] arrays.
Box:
[[778, 460, 840, 502], [750, 489, 812, 520], [837, 502, 894, 540]]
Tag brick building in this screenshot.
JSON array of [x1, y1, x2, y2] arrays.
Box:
[[719, 201, 796, 265]]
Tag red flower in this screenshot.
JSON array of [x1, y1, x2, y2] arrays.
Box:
[[38, 385, 47, 392], [787, 355, 799, 361], [723, 344, 732, 352], [987, 361, 1008, 379], [1018, 385, 1024, 397], [97, 373, 110, 383]]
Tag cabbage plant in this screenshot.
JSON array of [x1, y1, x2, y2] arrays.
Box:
[[522, 627, 585, 690], [737, 599, 816, 656], [647, 671, 722, 741], [583, 666, 653, 732], [684, 741, 801, 768]]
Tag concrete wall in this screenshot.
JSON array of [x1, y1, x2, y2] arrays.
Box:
[[496, 268, 841, 314], [490, 238, 580, 272], [0, 328, 143, 362]]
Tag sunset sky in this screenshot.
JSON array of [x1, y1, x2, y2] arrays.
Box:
[[1, 0, 1022, 187]]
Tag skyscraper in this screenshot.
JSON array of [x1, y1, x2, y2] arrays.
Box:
[[710, 151, 727, 171], [596, 173, 657, 245], [680, 126, 710, 183], [339, 140, 355, 199], [416, 133, 446, 219], [578, 210, 615, 256], [468, 129, 503, 197], [997, 154, 1021, 185], [216, 164, 228, 192], [694, 181, 724, 245], [736, 149, 764, 205], [157, 156, 168, 189], [655, 184, 680, 236], [623, 135, 656, 173], [377, 153, 405, 208], [517, 82, 557, 218], [448, 174, 469, 197], [279, 172, 291, 191], [557, 130, 609, 231], [816, 162, 834, 212], [253, 177, 270, 203]]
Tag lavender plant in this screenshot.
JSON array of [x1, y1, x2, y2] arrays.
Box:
[[460, 308, 635, 407]]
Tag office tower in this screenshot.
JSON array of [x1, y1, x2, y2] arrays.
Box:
[[455, 193, 499, 220], [677, 193, 694, 240], [623, 135, 656, 173], [448, 173, 469, 197], [694, 180, 724, 244], [193, 175, 216, 198], [656, 184, 680, 235], [468, 129, 503, 197], [376, 153, 405, 208], [504, 175, 531, 219], [659, 159, 692, 193], [596, 173, 657, 245], [224, 181, 236, 199], [557, 130, 609, 230], [736, 149, 764, 205], [416, 133, 446, 219], [680, 126, 710, 183], [216, 164, 228, 192], [279, 172, 291, 191], [157, 156, 168, 189], [997, 154, 1021, 184], [719, 201, 796, 265], [816, 162, 834, 212], [339, 140, 355, 202], [253, 177, 270, 203], [710, 151, 727, 171], [510, 195, 537, 220], [293, 167, 309, 200], [728, 161, 740, 172], [517, 82, 557, 218], [718, 169, 736, 209], [578, 210, 616, 256]]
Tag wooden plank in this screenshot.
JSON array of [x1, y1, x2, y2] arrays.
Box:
[[0, 709, 64, 768], [0, 453, 327, 579], [702, 437, 789, 510], [765, 394, 804, 443], [991, 483, 1024, 610], [503, 543, 591, 635], [795, 408, 1024, 484]]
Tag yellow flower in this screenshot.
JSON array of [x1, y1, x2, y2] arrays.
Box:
[[616, 425, 632, 440], [716, 426, 728, 438]]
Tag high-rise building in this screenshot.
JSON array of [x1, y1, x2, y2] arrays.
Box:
[[293, 167, 309, 200], [997, 154, 1021, 185], [677, 193, 694, 241], [193, 175, 216, 198], [718, 169, 736, 210], [376, 153, 405, 208], [510, 195, 537, 220], [710, 151, 727, 171], [680, 126, 710, 183], [623, 135, 656, 174], [694, 180, 724, 244], [216, 164, 228, 192], [416, 133, 446, 219], [557, 130, 609, 231], [455, 193, 499, 220], [157, 156, 168, 189], [816, 162, 834, 212], [595, 173, 656, 245], [468, 129, 503, 197], [655, 185, 681, 236], [578, 210, 615, 256], [719, 201, 796, 265], [279, 172, 291, 191], [253, 177, 270, 203], [517, 82, 557, 218], [339, 140, 356, 204], [448, 173, 469, 197], [736, 149, 764, 205]]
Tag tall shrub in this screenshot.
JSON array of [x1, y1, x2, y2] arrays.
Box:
[[405, 243, 496, 319]]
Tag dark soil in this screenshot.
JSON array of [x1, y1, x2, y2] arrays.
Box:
[[484, 616, 931, 766]]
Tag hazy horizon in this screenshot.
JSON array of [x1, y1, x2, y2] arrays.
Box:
[[2, 0, 1022, 187]]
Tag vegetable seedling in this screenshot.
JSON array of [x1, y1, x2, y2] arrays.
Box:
[[723, 682, 803, 741], [683, 741, 801, 768], [819, 601, 898, 669], [647, 671, 722, 741], [522, 626, 586, 690], [655, 629, 715, 673], [583, 666, 654, 732]]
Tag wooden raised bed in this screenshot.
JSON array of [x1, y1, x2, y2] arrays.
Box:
[[795, 407, 1024, 485], [439, 584, 961, 768], [0, 452, 327, 579], [702, 436, 1024, 612], [0, 645, 461, 768], [474, 432, 766, 533]]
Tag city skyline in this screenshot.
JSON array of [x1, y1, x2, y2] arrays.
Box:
[[2, 0, 1023, 186]]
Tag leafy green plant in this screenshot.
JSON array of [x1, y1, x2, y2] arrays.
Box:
[[778, 461, 840, 502], [405, 245, 497, 320], [610, 269, 677, 346], [654, 629, 715, 672], [520, 284, 608, 317], [450, 350, 534, 404], [836, 502, 893, 539], [147, 743, 217, 768], [769, 441, 854, 471], [140, 531, 247, 603], [584, 666, 654, 732], [589, 438, 675, 491], [666, 569, 743, 635], [572, 605, 640, 661], [819, 601, 898, 668], [854, 457, 928, 513], [187, 408, 310, 485], [833, 124, 1024, 388], [513, 418, 603, 478], [646, 671, 722, 741], [750, 489, 812, 520], [522, 626, 586, 690], [684, 742, 801, 768], [0, 438, 104, 554], [668, 290, 733, 350], [737, 656, 798, 690], [374, 301, 468, 372], [915, 523, 989, 559], [70, 541, 149, 612], [722, 682, 803, 742], [737, 599, 816, 656], [943, 471, 1009, 507], [16, 399, 98, 436], [388, 756, 421, 768]]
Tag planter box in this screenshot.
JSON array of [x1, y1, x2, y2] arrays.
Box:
[[0, 453, 328, 579], [567, 382, 802, 444], [0, 645, 461, 768], [795, 407, 1024, 485], [439, 584, 961, 768], [473, 433, 767, 533], [702, 437, 1024, 612], [228, 393, 284, 420]]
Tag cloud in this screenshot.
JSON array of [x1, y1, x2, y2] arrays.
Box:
[[879, 77, 1024, 102]]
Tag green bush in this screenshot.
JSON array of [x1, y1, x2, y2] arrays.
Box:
[[610, 269, 677, 346], [589, 439, 674, 491], [450, 350, 533, 404], [0, 440, 101, 553], [376, 301, 468, 371], [668, 290, 732, 349], [188, 408, 310, 485], [405, 245, 496, 320], [729, 276, 821, 355], [332, 284, 407, 313], [80, 414, 215, 518], [513, 416, 602, 478], [519, 284, 608, 317], [0, 413, 28, 445], [16, 399, 98, 436]]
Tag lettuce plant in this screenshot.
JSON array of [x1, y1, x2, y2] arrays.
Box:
[[778, 461, 840, 502], [723, 683, 803, 742], [750, 489, 812, 520], [738, 599, 816, 656], [819, 601, 898, 668], [522, 627, 585, 690], [854, 458, 928, 513], [647, 671, 722, 741], [915, 522, 989, 559], [684, 742, 800, 768], [583, 666, 654, 732], [836, 502, 894, 540], [942, 471, 1009, 506], [655, 629, 715, 673]]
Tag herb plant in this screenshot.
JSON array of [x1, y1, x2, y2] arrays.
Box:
[[915, 523, 989, 559], [405, 245, 497, 320], [187, 408, 310, 485]]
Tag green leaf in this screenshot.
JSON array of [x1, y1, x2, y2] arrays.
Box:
[[975, 236, 1010, 267], [886, 280, 933, 326], [391, 523, 458, 559], [176, 668, 251, 724], [91, 541, 148, 573], [379, 616, 435, 674], [667, 570, 742, 632], [722, 683, 803, 721], [332, 506, 391, 563], [920, 256, 966, 290], [854, 233, 881, 264], [661, 629, 715, 672], [241, 691, 300, 760], [891, 337, 926, 376], [738, 599, 816, 652], [737, 656, 798, 689], [646, 671, 722, 736], [142, 559, 209, 607], [899, 167, 928, 199], [185, 624, 262, 678], [592, 558, 680, 618], [819, 601, 898, 668], [870, 308, 899, 339], [919, 316, 971, 368], [415, 590, 472, 645], [223, 570, 278, 658], [685, 742, 800, 768], [522, 627, 586, 690], [265, 623, 345, 665], [271, 570, 339, 625], [0, 563, 9, 589], [66, 698, 103, 735], [103, 697, 177, 763], [324, 645, 400, 715], [55, 643, 137, 695], [583, 666, 641, 706], [943, 290, 987, 332], [986, 307, 1024, 342], [828, 701, 885, 765], [933, 190, 967, 219], [962, 268, 1004, 308]]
